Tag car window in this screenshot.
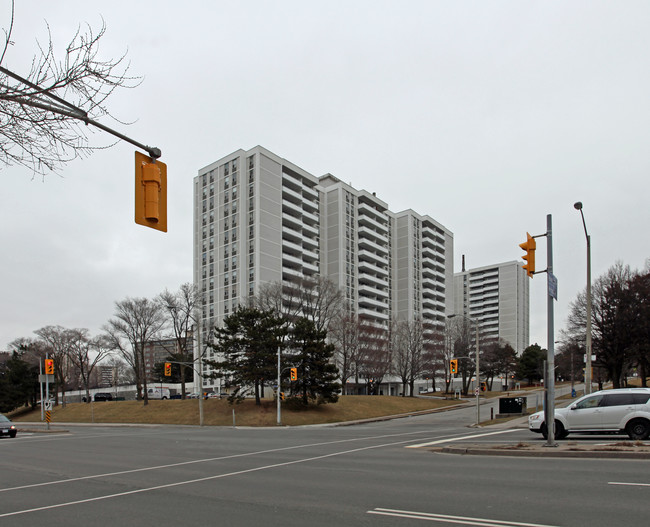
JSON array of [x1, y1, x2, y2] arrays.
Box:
[[0, 415, 10, 423], [632, 393, 650, 405], [574, 395, 603, 409], [601, 393, 635, 407]]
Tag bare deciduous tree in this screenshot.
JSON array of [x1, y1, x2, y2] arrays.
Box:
[[34, 325, 75, 405], [66, 329, 111, 402], [255, 276, 342, 332], [104, 297, 165, 405], [0, 3, 140, 174], [159, 283, 201, 399], [329, 309, 360, 394]]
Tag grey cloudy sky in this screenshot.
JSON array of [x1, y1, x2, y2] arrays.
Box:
[[1, 1, 649, 350]]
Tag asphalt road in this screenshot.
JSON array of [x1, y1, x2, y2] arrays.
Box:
[[2, 403, 648, 527]]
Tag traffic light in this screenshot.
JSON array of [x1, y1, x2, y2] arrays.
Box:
[[290, 367, 297, 381], [164, 362, 172, 377], [519, 232, 536, 277], [450, 359, 458, 374], [135, 151, 167, 232], [45, 359, 54, 375]]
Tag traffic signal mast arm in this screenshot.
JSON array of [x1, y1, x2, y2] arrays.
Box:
[[0, 65, 161, 160]]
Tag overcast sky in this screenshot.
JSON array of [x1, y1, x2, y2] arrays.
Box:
[[1, 1, 649, 350]]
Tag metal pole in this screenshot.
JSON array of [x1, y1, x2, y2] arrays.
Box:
[[545, 214, 556, 447], [39, 358, 44, 422], [585, 233, 592, 394], [475, 322, 480, 427], [195, 321, 204, 426], [574, 202, 592, 395], [277, 346, 282, 425]]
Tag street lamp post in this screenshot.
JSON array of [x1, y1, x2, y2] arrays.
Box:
[[574, 201, 592, 395], [448, 314, 480, 426]]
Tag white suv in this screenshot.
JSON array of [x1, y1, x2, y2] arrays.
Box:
[[528, 388, 650, 440]]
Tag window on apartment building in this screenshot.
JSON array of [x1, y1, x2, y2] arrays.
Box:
[[209, 184, 214, 196], [224, 230, 230, 243], [249, 283, 254, 296], [232, 200, 238, 213], [224, 175, 230, 189], [232, 186, 238, 199], [232, 255, 237, 268], [232, 270, 238, 282], [224, 190, 229, 203], [249, 269, 254, 282], [249, 184, 254, 197], [224, 163, 229, 176], [224, 275, 229, 286], [202, 175, 207, 187], [249, 197, 254, 210], [224, 205, 229, 217], [209, 170, 214, 184], [248, 211, 254, 224], [209, 278, 214, 290], [249, 225, 254, 238], [224, 260, 229, 272], [249, 240, 254, 253], [232, 227, 237, 241], [232, 171, 237, 185], [232, 159, 238, 172], [232, 242, 237, 255]]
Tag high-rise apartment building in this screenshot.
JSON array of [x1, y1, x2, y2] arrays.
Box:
[[193, 146, 454, 390], [452, 260, 529, 354]]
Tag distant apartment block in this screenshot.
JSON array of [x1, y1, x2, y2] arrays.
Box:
[[452, 260, 529, 354], [193, 146, 454, 390]]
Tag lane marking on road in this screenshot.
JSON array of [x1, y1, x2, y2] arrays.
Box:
[[609, 481, 650, 487], [406, 429, 517, 448], [0, 428, 480, 495], [367, 508, 560, 527], [0, 435, 471, 518]]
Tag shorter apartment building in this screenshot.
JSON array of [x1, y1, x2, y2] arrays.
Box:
[[452, 260, 529, 354]]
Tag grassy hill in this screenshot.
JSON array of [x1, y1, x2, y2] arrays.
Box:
[[12, 395, 464, 427]]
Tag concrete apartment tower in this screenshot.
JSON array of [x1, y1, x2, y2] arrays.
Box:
[[194, 146, 454, 393]]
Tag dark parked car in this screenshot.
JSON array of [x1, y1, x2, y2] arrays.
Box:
[[0, 414, 17, 438], [94, 393, 113, 402]]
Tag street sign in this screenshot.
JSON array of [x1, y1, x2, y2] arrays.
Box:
[[474, 387, 480, 396], [548, 272, 558, 300]]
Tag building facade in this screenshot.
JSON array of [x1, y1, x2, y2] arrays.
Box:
[[452, 260, 529, 354], [193, 146, 454, 391]]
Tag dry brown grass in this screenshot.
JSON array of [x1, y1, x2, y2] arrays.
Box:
[[12, 395, 462, 427]]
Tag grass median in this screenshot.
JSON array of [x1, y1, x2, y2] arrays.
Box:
[[13, 395, 464, 427]]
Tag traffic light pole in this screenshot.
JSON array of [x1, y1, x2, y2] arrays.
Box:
[[544, 214, 557, 447]]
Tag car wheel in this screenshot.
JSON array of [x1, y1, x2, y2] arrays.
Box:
[[541, 421, 566, 440], [626, 419, 650, 440], [555, 421, 569, 440]]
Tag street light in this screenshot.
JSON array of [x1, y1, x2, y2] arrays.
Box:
[[574, 201, 592, 395], [448, 314, 480, 426]]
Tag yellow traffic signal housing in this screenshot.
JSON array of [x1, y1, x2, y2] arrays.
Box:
[[45, 359, 54, 375], [519, 232, 536, 277], [450, 359, 458, 374], [135, 151, 167, 232], [290, 367, 297, 381], [164, 362, 172, 377]]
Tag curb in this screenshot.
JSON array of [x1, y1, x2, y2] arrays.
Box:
[[430, 444, 650, 460]]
